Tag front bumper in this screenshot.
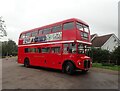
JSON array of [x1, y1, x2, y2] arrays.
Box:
[[76, 60, 92, 70]]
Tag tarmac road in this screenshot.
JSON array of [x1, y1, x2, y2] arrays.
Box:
[[2, 57, 118, 89]]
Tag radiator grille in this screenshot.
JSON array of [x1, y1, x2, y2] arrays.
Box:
[[84, 60, 90, 68]]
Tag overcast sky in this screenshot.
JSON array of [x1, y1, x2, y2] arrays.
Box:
[[0, 0, 119, 44]]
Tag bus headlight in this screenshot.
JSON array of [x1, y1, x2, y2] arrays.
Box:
[[91, 62, 92, 64], [78, 62, 81, 65]]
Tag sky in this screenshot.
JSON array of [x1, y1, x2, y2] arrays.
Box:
[[0, 0, 119, 44]]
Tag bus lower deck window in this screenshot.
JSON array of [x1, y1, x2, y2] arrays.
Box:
[[51, 47, 60, 53], [25, 48, 30, 53], [41, 48, 50, 53], [63, 44, 69, 53], [37, 48, 41, 53], [69, 43, 76, 53]]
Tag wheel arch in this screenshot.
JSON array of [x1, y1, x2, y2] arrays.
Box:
[[24, 57, 30, 63], [62, 60, 76, 69]]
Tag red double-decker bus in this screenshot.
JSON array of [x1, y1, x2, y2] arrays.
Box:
[[18, 18, 92, 74]]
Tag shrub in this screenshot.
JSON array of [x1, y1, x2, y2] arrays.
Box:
[[89, 46, 120, 65], [89, 47, 110, 63], [111, 46, 120, 65]]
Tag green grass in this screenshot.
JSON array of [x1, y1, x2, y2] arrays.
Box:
[[92, 63, 120, 71]]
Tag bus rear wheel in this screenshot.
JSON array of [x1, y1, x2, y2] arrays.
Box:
[[65, 62, 75, 75], [24, 58, 30, 68]]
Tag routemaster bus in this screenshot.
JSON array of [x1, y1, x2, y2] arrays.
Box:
[[18, 18, 92, 74]]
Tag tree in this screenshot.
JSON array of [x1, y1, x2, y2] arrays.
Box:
[[2, 39, 18, 57], [0, 16, 7, 38], [111, 46, 120, 65]]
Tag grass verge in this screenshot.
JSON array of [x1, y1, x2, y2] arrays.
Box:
[[92, 63, 120, 71]]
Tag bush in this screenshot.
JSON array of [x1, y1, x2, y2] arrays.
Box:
[[12, 52, 18, 56], [102, 63, 115, 66], [110, 46, 120, 65], [89, 47, 110, 63], [89, 46, 120, 65]]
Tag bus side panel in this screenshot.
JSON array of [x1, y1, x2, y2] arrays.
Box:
[[18, 47, 24, 64], [62, 30, 76, 41], [49, 52, 62, 69], [47, 44, 63, 70]]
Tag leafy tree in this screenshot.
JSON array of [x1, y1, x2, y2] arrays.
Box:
[[2, 39, 18, 57], [7, 39, 17, 56], [111, 46, 120, 65], [0, 16, 7, 37], [2, 41, 8, 57]]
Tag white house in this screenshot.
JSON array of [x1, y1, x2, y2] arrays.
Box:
[[91, 34, 120, 52]]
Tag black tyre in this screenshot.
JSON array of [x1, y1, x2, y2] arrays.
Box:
[[65, 62, 75, 75], [24, 58, 30, 68]]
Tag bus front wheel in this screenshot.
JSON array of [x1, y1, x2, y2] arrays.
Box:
[[65, 62, 75, 75], [24, 58, 30, 68]]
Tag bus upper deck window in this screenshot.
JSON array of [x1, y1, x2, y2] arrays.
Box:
[[43, 28, 51, 34], [20, 34, 25, 39], [52, 25, 62, 33], [26, 32, 31, 37], [32, 31, 38, 37], [39, 30, 43, 35], [76, 22, 83, 31], [63, 22, 74, 30], [81, 32, 88, 40], [83, 25, 89, 33]]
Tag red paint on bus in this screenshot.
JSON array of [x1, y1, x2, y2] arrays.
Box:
[[18, 18, 92, 74]]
